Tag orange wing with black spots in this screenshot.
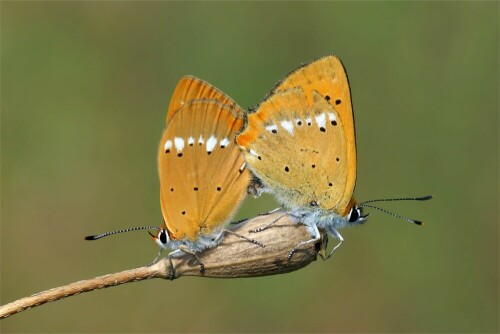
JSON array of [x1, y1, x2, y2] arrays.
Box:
[[236, 56, 356, 216], [159, 77, 250, 240]]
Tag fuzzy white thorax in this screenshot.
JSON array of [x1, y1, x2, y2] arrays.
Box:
[[288, 207, 350, 231], [155, 226, 227, 254]]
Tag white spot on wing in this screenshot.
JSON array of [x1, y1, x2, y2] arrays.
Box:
[[220, 138, 230, 148], [315, 113, 326, 128], [306, 117, 312, 126], [164, 140, 172, 151], [280, 120, 294, 134], [328, 112, 336, 122], [206, 136, 217, 153], [265, 124, 278, 133], [295, 118, 303, 125], [174, 137, 184, 152], [187, 136, 195, 146], [249, 149, 259, 157], [198, 135, 204, 145]]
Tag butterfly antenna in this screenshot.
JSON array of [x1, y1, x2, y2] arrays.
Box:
[[359, 204, 424, 225], [360, 195, 433, 205], [85, 226, 160, 240]]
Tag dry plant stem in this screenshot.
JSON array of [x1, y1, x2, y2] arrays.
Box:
[[0, 212, 324, 319]]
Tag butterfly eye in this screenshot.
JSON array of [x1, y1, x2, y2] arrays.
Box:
[[348, 206, 360, 223], [159, 229, 169, 245]]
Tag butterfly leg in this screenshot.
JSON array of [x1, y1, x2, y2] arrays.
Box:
[[249, 211, 287, 233], [317, 233, 329, 260], [148, 248, 164, 266], [325, 227, 344, 259], [229, 217, 248, 226], [177, 245, 205, 273], [287, 224, 321, 261], [166, 255, 176, 280], [147, 249, 176, 279], [215, 229, 265, 247], [258, 205, 284, 216], [230, 205, 284, 228]]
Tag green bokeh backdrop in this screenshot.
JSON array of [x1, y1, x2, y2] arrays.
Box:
[[1, 2, 498, 333]]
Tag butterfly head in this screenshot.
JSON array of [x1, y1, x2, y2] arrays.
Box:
[[346, 201, 370, 225], [149, 228, 170, 249]]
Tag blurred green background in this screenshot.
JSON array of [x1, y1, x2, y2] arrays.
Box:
[[1, 2, 498, 333]]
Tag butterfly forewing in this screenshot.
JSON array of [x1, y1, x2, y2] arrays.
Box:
[[158, 78, 250, 241], [237, 55, 356, 215], [166, 76, 239, 124]]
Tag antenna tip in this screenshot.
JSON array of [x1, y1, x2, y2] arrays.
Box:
[[420, 195, 434, 201], [414, 220, 424, 226], [85, 235, 97, 240]]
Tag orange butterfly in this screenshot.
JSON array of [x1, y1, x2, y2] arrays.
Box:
[[237, 55, 431, 259], [87, 76, 262, 271]]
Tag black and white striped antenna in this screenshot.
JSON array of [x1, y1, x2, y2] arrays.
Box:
[[359, 195, 433, 226], [85, 226, 160, 241]]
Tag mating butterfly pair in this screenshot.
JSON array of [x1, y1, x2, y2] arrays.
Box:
[[86, 56, 431, 270]]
